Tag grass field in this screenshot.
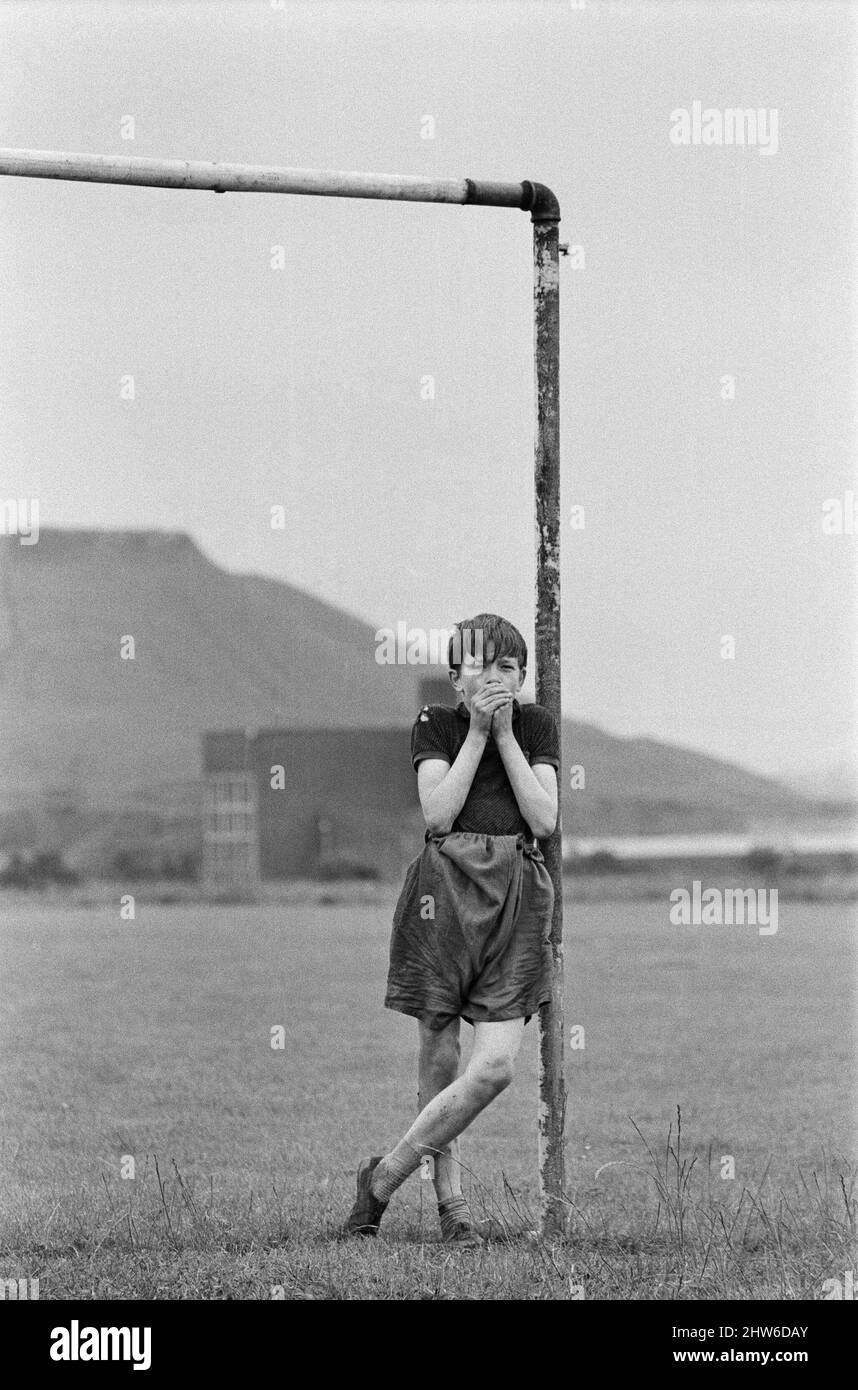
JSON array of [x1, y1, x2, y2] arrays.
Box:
[[1, 891, 856, 1299]]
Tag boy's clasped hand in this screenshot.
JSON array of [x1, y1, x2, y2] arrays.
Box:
[[469, 679, 514, 738]]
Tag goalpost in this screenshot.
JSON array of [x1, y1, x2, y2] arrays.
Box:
[[0, 146, 567, 1239]]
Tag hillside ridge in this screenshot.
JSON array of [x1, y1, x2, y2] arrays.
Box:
[[0, 529, 812, 840]]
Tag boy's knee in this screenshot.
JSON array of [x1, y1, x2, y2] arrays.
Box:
[[467, 1052, 515, 1096]]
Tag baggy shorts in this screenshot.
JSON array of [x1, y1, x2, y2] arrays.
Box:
[[384, 829, 555, 1030]]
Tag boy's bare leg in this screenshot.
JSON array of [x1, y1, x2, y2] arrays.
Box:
[[417, 1018, 462, 1204], [370, 1019, 526, 1202]]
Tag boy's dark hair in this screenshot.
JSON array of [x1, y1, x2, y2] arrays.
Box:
[[447, 613, 528, 674]]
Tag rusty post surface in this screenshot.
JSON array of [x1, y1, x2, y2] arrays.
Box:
[[532, 205, 566, 1241]]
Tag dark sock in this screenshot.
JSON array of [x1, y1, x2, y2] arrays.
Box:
[[370, 1140, 422, 1202]]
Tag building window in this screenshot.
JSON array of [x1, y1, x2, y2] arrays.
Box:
[[203, 770, 259, 882]]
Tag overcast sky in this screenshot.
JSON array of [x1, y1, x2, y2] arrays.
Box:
[[0, 0, 855, 785]]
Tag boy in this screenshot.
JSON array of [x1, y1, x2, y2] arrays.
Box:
[[342, 613, 560, 1245]]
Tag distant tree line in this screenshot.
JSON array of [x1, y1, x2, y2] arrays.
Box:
[[0, 845, 201, 886]]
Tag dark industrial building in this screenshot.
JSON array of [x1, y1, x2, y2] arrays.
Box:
[[202, 677, 451, 885]]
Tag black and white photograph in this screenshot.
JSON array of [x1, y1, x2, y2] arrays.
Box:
[[0, 0, 856, 1338]]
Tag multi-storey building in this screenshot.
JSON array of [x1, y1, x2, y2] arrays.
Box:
[[201, 677, 451, 886]]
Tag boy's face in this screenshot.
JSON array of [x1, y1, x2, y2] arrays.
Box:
[[450, 639, 524, 710]]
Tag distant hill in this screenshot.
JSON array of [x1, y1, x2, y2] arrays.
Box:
[[781, 761, 858, 805], [0, 528, 815, 853], [557, 725, 813, 834], [0, 528, 428, 805]]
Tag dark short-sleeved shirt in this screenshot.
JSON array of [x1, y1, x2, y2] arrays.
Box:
[[410, 698, 560, 837]]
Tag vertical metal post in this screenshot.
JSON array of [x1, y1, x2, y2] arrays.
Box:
[[531, 189, 566, 1241]]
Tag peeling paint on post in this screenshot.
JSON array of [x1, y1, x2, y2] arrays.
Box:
[[531, 192, 566, 1242]]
